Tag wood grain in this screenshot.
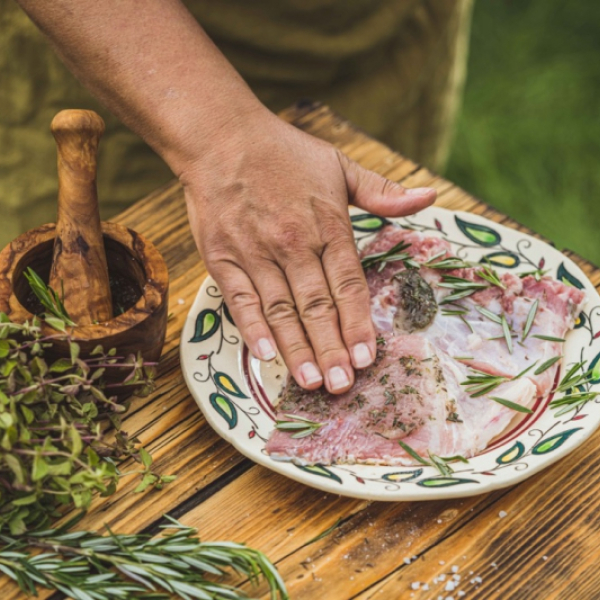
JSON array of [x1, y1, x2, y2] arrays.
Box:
[[2, 102, 599, 600]]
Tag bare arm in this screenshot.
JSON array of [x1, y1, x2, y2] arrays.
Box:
[[17, 0, 436, 394]]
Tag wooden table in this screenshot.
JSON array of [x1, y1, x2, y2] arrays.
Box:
[[6, 103, 600, 600]]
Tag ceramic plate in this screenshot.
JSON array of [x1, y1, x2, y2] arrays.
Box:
[[180, 207, 600, 500]]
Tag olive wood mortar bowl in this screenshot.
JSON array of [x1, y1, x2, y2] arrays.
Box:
[[0, 221, 169, 388]]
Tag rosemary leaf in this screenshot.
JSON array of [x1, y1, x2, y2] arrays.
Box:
[[534, 356, 562, 375], [489, 397, 533, 414], [501, 315, 513, 354], [522, 299, 539, 341], [398, 440, 430, 466], [532, 334, 566, 342], [475, 305, 503, 325]]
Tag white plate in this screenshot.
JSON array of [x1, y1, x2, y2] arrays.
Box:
[[180, 207, 600, 500]]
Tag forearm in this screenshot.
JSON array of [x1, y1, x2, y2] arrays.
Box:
[[16, 0, 264, 174]]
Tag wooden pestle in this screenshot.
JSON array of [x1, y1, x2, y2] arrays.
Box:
[[49, 110, 113, 325]]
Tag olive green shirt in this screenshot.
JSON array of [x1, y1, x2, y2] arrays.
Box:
[[0, 0, 473, 246]]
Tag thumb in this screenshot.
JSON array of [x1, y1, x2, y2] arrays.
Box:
[[338, 150, 437, 217]]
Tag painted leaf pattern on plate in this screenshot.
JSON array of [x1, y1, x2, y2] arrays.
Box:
[[190, 309, 220, 343], [455, 216, 501, 247]]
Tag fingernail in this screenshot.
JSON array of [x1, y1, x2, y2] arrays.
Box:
[[300, 362, 323, 386], [352, 343, 373, 368], [405, 187, 436, 196], [257, 338, 276, 361], [328, 366, 350, 391]]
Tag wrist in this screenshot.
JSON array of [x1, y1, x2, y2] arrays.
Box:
[[159, 94, 270, 180]]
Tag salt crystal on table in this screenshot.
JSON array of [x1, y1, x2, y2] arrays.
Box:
[[411, 582, 420, 590], [499, 510, 508, 518], [458, 592, 466, 598], [445, 581, 456, 592], [446, 596, 454, 600], [451, 566, 459, 573], [422, 584, 430, 591], [404, 557, 412, 565], [437, 519, 443, 524], [439, 574, 447, 582], [491, 562, 498, 569], [177, 298, 185, 305], [453, 575, 461, 582], [439, 560, 446, 565], [543, 556, 548, 561]]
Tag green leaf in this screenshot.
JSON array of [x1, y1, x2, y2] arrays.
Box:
[[70, 341, 80, 363], [189, 309, 221, 343], [532, 428, 582, 455], [139, 447, 153, 468], [209, 393, 238, 429], [0, 340, 10, 358], [532, 335, 566, 342], [49, 358, 73, 373], [44, 316, 67, 332], [32, 453, 49, 482], [455, 216, 501, 247], [133, 473, 158, 493], [350, 213, 390, 232], [489, 397, 533, 414]]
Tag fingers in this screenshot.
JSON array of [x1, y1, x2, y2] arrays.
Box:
[[320, 232, 377, 371], [250, 261, 326, 391], [208, 260, 278, 363], [284, 253, 357, 394], [338, 150, 437, 216]]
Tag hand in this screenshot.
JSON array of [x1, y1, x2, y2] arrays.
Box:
[[180, 110, 436, 394]]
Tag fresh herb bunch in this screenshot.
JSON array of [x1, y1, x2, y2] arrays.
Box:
[[0, 514, 288, 600], [0, 313, 169, 535]]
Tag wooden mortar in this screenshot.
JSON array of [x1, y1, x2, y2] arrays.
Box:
[[0, 110, 168, 380]]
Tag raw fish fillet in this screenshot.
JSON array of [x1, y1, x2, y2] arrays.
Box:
[[265, 225, 586, 466]]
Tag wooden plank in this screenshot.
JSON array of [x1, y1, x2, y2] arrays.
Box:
[[3, 102, 599, 600], [356, 428, 600, 600]]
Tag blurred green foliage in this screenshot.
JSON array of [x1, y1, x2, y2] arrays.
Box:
[[447, 0, 600, 265]]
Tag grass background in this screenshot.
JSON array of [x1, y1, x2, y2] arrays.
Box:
[[446, 0, 600, 266]]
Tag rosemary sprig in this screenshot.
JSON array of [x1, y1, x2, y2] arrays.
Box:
[[275, 414, 324, 439], [460, 369, 510, 397], [522, 300, 539, 341], [23, 267, 76, 326], [398, 441, 468, 476], [424, 254, 472, 270], [489, 397, 533, 414], [438, 275, 489, 305], [477, 262, 506, 289], [361, 241, 413, 271], [0, 515, 288, 600]]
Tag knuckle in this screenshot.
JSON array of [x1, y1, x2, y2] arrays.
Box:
[[263, 296, 297, 324], [333, 275, 369, 302], [227, 290, 261, 313], [298, 293, 336, 322]]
